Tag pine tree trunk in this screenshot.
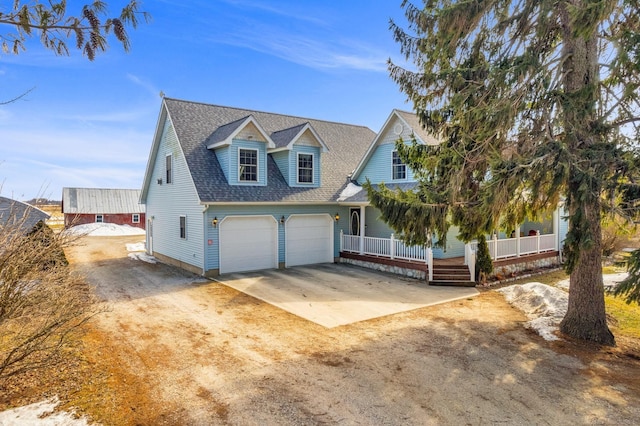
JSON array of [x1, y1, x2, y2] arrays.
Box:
[[558, 1, 615, 346], [559, 196, 615, 345]]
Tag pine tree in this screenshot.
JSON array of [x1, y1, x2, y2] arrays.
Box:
[[0, 1, 150, 61], [475, 235, 493, 284], [369, 0, 640, 345]]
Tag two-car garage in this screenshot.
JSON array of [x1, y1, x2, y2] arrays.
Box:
[[218, 214, 334, 274]]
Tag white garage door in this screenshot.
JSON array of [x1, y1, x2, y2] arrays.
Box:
[[286, 214, 333, 267], [219, 216, 278, 274]]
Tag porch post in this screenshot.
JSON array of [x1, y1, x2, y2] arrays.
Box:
[[390, 233, 395, 259], [340, 229, 343, 252], [536, 230, 541, 253], [359, 206, 365, 254], [516, 226, 521, 257], [553, 207, 560, 251], [492, 233, 498, 259], [427, 247, 433, 282]]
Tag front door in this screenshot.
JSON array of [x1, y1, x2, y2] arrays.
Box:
[[349, 208, 361, 236]]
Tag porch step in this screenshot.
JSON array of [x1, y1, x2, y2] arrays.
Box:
[[429, 280, 476, 287], [430, 264, 474, 287]]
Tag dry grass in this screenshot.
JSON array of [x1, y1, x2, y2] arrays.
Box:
[[508, 267, 640, 339], [40, 204, 64, 232]]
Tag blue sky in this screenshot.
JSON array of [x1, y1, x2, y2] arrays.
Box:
[[0, 0, 412, 201]]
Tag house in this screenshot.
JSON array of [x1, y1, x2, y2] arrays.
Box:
[[139, 98, 375, 276], [0, 196, 50, 233], [62, 188, 145, 229], [141, 98, 567, 282], [338, 110, 568, 282]]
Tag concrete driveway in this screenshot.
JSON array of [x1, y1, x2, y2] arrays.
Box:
[[215, 263, 478, 327]]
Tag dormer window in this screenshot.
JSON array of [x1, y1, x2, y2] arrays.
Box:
[[239, 148, 258, 182], [297, 153, 314, 184], [392, 151, 406, 180]]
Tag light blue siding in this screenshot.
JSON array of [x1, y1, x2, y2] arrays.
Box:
[[355, 142, 416, 184], [214, 146, 230, 181], [228, 140, 267, 186], [271, 151, 290, 185], [290, 146, 321, 187], [364, 206, 392, 238], [431, 226, 465, 259], [204, 205, 349, 273], [559, 205, 569, 249], [145, 118, 204, 272]]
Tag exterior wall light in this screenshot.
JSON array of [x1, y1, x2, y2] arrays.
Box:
[[335, 213, 340, 222], [212, 217, 218, 228], [280, 215, 285, 225]]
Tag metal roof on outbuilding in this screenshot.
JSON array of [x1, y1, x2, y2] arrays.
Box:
[[62, 188, 145, 214], [0, 196, 50, 231]]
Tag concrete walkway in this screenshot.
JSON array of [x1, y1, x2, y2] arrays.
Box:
[[215, 263, 479, 328]]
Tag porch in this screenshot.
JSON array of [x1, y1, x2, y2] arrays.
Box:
[[339, 231, 561, 284]]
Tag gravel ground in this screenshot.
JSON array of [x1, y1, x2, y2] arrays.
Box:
[[59, 235, 640, 425]]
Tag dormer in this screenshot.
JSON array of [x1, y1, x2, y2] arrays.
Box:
[[352, 110, 438, 185], [269, 123, 328, 187], [206, 115, 275, 186]]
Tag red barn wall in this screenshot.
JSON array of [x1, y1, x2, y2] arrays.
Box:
[[65, 213, 146, 229]]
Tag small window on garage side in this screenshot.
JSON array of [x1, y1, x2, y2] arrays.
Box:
[[166, 154, 173, 184], [179, 215, 187, 239], [297, 152, 314, 184], [132, 214, 140, 223], [96, 214, 104, 223]]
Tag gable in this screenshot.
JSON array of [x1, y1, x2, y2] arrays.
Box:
[[236, 121, 268, 143], [352, 110, 438, 184], [207, 115, 275, 149]]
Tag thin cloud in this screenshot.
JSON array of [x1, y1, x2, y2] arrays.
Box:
[[127, 73, 162, 99], [59, 107, 153, 124], [221, 0, 329, 26], [216, 28, 388, 72]]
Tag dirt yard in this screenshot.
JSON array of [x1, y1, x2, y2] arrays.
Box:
[[7, 235, 640, 425]]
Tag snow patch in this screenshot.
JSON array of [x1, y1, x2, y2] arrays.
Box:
[[64, 223, 146, 236], [338, 182, 363, 201], [498, 282, 568, 341], [0, 397, 89, 425], [126, 242, 146, 252], [556, 272, 628, 291], [128, 252, 157, 264]]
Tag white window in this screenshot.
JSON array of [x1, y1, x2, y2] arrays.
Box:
[[239, 148, 258, 182], [96, 214, 104, 223], [166, 154, 173, 184], [179, 215, 186, 239], [392, 151, 407, 180], [132, 214, 140, 223], [297, 152, 314, 184]]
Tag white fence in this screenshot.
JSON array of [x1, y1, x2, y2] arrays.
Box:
[[468, 232, 557, 261], [340, 231, 430, 262], [340, 231, 434, 280], [342, 231, 558, 283]]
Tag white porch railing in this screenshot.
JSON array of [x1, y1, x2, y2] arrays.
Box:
[[468, 232, 557, 261], [340, 231, 433, 279], [341, 231, 558, 282]]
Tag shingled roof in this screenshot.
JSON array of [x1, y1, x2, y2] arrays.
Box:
[[154, 98, 376, 204]]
